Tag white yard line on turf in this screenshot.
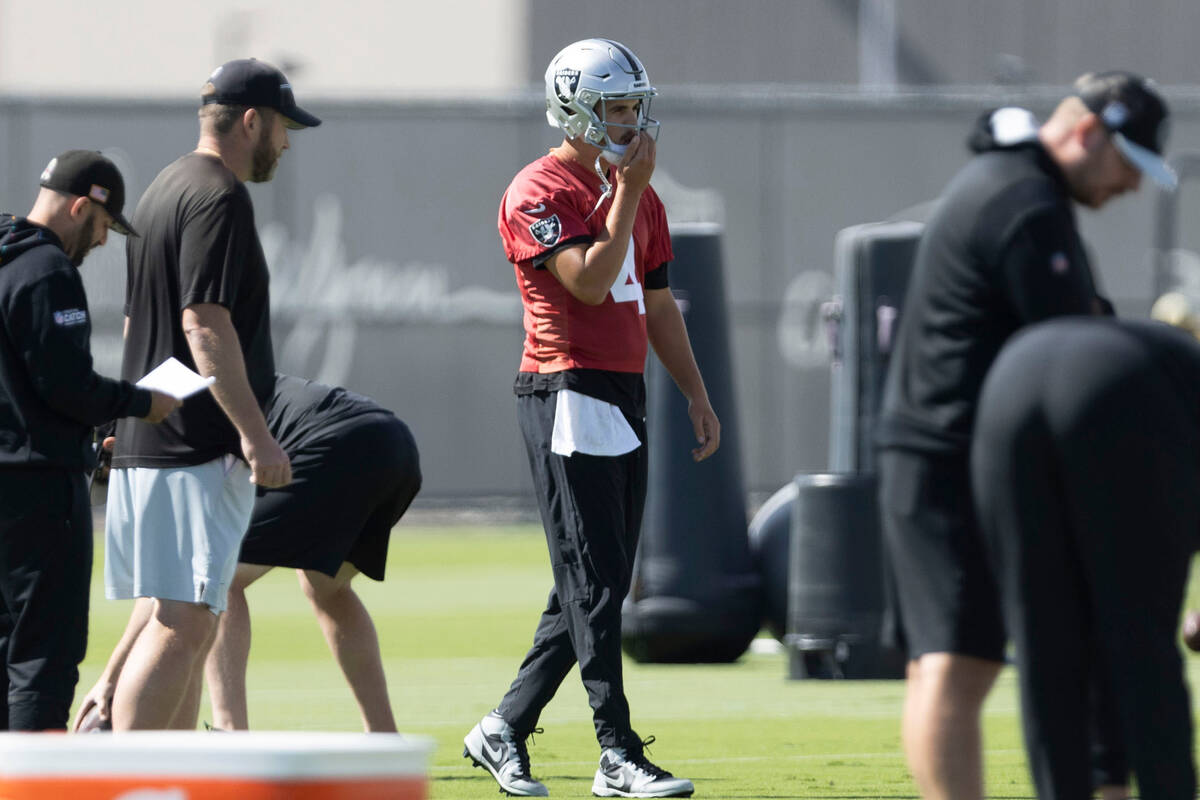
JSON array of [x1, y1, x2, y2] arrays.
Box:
[[432, 749, 1026, 772]]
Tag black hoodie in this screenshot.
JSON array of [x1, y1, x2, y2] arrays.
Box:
[[0, 215, 150, 470], [877, 108, 1105, 454]]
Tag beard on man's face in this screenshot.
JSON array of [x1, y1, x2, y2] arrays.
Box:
[[249, 128, 280, 183], [67, 212, 101, 267]]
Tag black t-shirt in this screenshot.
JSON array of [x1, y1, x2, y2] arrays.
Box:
[[876, 143, 1101, 454], [113, 152, 275, 467], [266, 374, 392, 455]]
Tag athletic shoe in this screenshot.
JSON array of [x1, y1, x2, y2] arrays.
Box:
[[463, 710, 549, 797], [591, 737, 694, 798]]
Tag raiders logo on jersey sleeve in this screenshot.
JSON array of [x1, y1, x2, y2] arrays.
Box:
[[529, 214, 562, 247]]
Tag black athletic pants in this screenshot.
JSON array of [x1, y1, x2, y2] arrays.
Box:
[[972, 319, 1197, 800], [498, 391, 647, 749], [0, 469, 91, 730]]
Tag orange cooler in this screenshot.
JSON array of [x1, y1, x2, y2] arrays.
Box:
[[0, 731, 435, 799]]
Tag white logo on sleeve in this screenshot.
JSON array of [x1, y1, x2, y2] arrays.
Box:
[[53, 308, 88, 326], [529, 214, 562, 247]]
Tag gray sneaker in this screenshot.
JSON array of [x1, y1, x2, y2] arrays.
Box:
[[463, 710, 549, 797], [591, 738, 694, 798]]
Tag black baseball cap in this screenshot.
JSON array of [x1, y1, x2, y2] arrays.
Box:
[[202, 58, 322, 130], [1076, 70, 1176, 189], [39, 150, 137, 236]]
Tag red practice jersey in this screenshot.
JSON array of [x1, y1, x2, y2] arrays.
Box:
[[498, 153, 673, 375]]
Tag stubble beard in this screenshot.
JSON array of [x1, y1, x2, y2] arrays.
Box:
[[67, 212, 101, 267], [249, 132, 280, 183]]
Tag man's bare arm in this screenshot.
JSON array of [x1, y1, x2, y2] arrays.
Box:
[[181, 303, 290, 487], [546, 134, 656, 304], [645, 287, 720, 462]]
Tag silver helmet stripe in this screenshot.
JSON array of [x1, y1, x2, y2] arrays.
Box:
[[601, 38, 644, 77]]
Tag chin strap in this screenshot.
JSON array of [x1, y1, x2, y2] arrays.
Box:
[[585, 155, 613, 221]]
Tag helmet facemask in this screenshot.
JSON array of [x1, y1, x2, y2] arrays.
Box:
[[585, 94, 660, 165]]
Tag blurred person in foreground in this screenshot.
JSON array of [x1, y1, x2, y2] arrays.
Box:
[[76, 374, 421, 733], [104, 58, 319, 731], [1153, 294, 1200, 653], [875, 71, 1175, 800], [0, 150, 177, 729], [462, 38, 718, 799], [972, 315, 1199, 799]]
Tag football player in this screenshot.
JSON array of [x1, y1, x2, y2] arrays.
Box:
[[461, 38, 718, 799]]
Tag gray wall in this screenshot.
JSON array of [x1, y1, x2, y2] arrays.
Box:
[[4, 87, 1198, 499], [525, 1, 1200, 87], [5, 1, 1200, 97]]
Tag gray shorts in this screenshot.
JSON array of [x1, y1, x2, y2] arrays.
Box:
[[104, 455, 254, 613]]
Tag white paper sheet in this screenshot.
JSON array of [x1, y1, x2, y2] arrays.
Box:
[[136, 357, 215, 400]]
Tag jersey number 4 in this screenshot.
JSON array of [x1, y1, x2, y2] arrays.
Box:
[[609, 240, 645, 314]]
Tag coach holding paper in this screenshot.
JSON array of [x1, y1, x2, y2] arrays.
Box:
[[0, 151, 177, 729], [876, 71, 1174, 800], [105, 58, 318, 730]]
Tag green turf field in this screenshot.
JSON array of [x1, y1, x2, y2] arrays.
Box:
[[75, 523, 1200, 799]]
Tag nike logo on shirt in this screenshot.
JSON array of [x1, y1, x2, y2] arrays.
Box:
[[522, 203, 547, 215]]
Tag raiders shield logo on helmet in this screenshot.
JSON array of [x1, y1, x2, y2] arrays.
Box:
[[554, 69, 580, 104], [529, 214, 562, 247]]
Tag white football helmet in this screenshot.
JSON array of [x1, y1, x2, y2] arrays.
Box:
[[544, 38, 660, 163]]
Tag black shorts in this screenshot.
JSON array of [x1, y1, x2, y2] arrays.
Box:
[[878, 448, 1006, 662], [239, 413, 421, 581]]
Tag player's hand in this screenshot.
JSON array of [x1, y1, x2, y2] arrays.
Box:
[[94, 436, 116, 483], [688, 399, 721, 462], [615, 133, 655, 194], [141, 391, 182, 424], [72, 678, 115, 732], [241, 432, 292, 488]]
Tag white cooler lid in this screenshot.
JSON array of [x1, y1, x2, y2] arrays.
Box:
[[0, 731, 435, 779]]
